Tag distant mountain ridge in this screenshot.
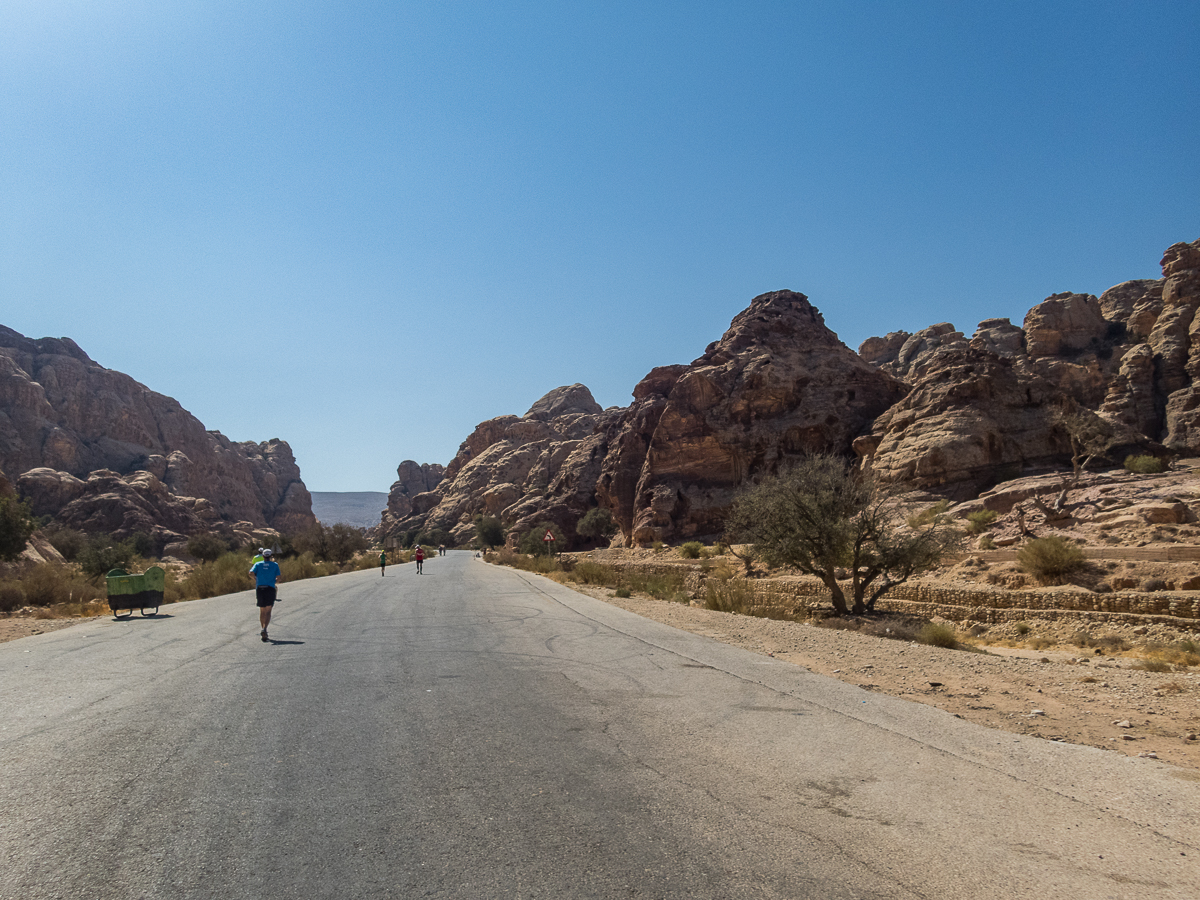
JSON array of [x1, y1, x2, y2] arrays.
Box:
[[311, 491, 389, 528]]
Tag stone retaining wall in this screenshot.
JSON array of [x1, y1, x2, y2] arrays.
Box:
[[568, 555, 1200, 631]]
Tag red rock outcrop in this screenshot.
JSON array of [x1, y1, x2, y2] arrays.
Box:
[[614, 292, 908, 543], [856, 239, 1199, 492], [379, 385, 608, 545], [0, 325, 315, 541], [387, 239, 1200, 547]]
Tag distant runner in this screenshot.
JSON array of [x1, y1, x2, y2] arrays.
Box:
[[438, 544, 446, 556], [414, 545, 425, 574], [249, 549, 282, 642], [379, 549, 387, 577]]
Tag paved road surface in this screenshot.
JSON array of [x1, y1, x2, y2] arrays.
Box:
[[2, 551, 1197, 899]]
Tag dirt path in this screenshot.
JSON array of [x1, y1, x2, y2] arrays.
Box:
[[0, 616, 88, 644], [573, 586, 1200, 772]]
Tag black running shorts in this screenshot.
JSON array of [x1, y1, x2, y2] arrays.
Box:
[[255, 585, 277, 607]]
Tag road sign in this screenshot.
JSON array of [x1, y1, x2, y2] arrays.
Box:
[[543, 530, 556, 543]]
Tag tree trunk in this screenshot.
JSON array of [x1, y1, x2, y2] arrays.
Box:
[[823, 571, 850, 615]]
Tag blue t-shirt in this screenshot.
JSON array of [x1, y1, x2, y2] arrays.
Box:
[[250, 560, 281, 587]]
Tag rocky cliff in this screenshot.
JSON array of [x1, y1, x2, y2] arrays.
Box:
[[0, 325, 315, 548], [855, 239, 1199, 493], [383, 239, 1200, 549], [382, 293, 907, 548]]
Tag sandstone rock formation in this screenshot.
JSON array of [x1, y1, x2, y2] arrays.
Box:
[[385, 239, 1200, 548], [380, 385, 609, 546], [0, 325, 315, 545], [385, 294, 907, 547], [855, 239, 1199, 494], [604, 291, 907, 543]]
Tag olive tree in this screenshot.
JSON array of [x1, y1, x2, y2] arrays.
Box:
[[725, 453, 960, 615]]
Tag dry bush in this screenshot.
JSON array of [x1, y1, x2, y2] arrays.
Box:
[[1137, 640, 1200, 668], [568, 560, 617, 586], [919, 623, 960, 648], [1017, 536, 1086, 585], [0, 583, 26, 612], [489, 549, 562, 575], [1132, 659, 1174, 673], [19, 565, 104, 608], [1140, 578, 1169, 592], [679, 541, 704, 559], [704, 576, 754, 613], [966, 510, 998, 534]]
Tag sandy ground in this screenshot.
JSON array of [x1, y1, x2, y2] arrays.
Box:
[[571, 585, 1200, 773], [0, 615, 92, 644]]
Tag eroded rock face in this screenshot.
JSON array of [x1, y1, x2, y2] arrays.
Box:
[[617, 292, 908, 543], [856, 238, 1200, 490], [855, 348, 1066, 494], [0, 326, 316, 535], [379, 386, 610, 546], [389, 239, 1200, 548]]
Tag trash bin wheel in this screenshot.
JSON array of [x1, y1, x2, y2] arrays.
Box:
[[140, 607, 158, 617], [114, 609, 132, 619]]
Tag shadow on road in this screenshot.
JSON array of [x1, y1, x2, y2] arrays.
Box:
[[267, 639, 305, 646]]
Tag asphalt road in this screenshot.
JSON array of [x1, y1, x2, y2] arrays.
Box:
[[2, 551, 1197, 899]]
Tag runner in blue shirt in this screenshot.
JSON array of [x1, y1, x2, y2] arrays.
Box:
[[249, 549, 282, 642]]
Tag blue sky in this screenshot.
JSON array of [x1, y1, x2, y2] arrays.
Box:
[[3, 1, 1197, 491]]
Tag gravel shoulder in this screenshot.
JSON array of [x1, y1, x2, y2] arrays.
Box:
[[573, 584, 1200, 772], [0, 616, 88, 644]]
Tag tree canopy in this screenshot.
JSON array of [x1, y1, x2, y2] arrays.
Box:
[[474, 515, 505, 550], [0, 495, 35, 562], [725, 453, 960, 615]]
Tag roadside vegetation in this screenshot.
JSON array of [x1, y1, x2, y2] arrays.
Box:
[[0, 516, 392, 620]]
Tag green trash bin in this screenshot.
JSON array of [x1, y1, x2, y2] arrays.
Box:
[[105, 566, 166, 618]]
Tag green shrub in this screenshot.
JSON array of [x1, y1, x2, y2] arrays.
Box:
[[518, 522, 565, 556], [966, 510, 998, 534], [1017, 536, 1086, 585], [0, 495, 36, 562], [614, 587, 631, 598], [473, 515, 505, 550], [188, 533, 232, 563], [77, 535, 138, 578], [680, 541, 704, 559], [0, 583, 27, 612], [1014, 622, 1031, 635], [41, 524, 87, 561], [1124, 454, 1165, 474], [576, 507, 618, 543]]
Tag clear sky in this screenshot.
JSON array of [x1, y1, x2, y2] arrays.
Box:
[[3, 1, 1197, 491]]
